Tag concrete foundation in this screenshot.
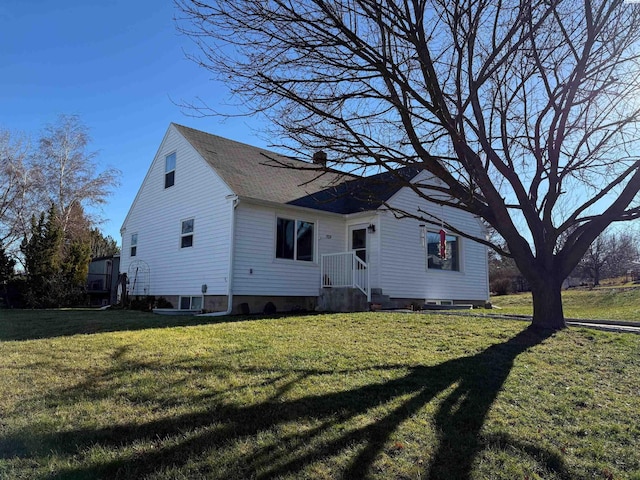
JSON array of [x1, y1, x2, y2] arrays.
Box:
[[318, 287, 369, 312], [230, 295, 317, 315]]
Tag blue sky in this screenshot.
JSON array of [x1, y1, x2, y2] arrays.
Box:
[[0, 0, 268, 243]]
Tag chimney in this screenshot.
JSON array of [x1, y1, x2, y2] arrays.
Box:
[[312, 150, 327, 167]]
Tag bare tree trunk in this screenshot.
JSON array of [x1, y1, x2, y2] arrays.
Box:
[[530, 278, 566, 330]]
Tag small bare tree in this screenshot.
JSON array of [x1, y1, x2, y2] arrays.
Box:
[[176, 0, 640, 329], [0, 129, 40, 255], [577, 230, 639, 285]]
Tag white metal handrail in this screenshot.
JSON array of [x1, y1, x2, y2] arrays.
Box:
[[321, 252, 370, 302]]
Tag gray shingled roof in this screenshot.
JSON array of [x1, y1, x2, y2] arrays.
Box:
[[174, 123, 418, 214]]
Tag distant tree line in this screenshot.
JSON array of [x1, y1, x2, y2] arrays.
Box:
[[0, 115, 120, 308], [490, 229, 640, 295]]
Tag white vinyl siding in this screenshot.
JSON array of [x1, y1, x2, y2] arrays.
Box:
[[120, 125, 234, 298], [233, 202, 344, 296], [379, 173, 488, 302]]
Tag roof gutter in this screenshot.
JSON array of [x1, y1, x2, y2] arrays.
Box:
[[198, 194, 239, 317]]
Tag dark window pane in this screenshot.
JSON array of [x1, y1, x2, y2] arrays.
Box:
[[448, 236, 459, 270], [191, 297, 202, 310], [180, 297, 191, 310], [296, 221, 314, 261], [130, 246, 137, 257], [351, 228, 366, 250], [182, 219, 194, 234], [276, 218, 295, 259], [165, 171, 175, 188], [181, 234, 193, 248]]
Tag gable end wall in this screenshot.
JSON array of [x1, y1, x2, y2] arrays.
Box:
[[120, 126, 234, 299]]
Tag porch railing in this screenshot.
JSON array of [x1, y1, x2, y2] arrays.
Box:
[[321, 252, 370, 302]]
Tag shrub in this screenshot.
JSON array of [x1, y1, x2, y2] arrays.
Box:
[[155, 297, 173, 309], [491, 277, 512, 296]]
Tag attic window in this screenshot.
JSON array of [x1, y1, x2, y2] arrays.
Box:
[[165, 152, 176, 188]]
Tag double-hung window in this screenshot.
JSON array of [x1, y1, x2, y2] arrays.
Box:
[[130, 233, 138, 257], [181, 219, 194, 248], [165, 152, 176, 188], [275, 217, 314, 262], [427, 231, 460, 271]]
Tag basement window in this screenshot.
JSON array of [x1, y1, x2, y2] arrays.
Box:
[[180, 296, 203, 310]]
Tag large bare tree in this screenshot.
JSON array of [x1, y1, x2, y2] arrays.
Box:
[[176, 0, 640, 329], [1, 116, 121, 265], [37, 114, 121, 237]]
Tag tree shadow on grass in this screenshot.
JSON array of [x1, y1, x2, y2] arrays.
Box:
[[1, 326, 572, 479], [0, 309, 312, 342]]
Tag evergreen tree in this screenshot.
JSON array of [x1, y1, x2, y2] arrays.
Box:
[[21, 205, 62, 281], [0, 244, 15, 284], [0, 244, 16, 308], [20, 205, 64, 307], [89, 228, 119, 258], [62, 239, 91, 287]]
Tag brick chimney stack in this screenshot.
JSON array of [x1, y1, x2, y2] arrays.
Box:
[[312, 150, 327, 167]]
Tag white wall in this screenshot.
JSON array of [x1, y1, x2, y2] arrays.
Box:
[[379, 178, 489, 302], [120, 125, 234, 298], [233, 202, 345, 296]]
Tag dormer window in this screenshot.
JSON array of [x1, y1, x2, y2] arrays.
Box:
[[165, 152, 176, 188]]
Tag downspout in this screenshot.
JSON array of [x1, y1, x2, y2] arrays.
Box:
[[199, 194, 239, 316]]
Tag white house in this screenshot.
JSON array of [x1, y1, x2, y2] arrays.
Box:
[[119, 123, 489, 314]]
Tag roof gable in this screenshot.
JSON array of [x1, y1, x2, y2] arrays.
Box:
[[173, 123, 421, 214]]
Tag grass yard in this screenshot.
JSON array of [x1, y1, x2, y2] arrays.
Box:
[[0, 309, 638, 479], [491, 287, 640, 321]]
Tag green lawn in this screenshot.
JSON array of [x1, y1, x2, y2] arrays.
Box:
[[0, 309, 638, 479], [491, 287, 640, 321]]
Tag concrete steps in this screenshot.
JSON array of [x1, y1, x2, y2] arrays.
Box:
[[370, 288, 394, 309]]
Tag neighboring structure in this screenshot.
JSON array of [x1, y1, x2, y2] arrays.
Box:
[[87, 254, 120, 306], [119, 124, 489, 314]]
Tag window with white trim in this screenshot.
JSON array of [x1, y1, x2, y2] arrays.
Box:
[[180, 296, 202, 310], [165, 152, 176, 188], [181, 219, 194, 248], [275, 217, 314, 262], [427, 231, 460, 271], [130, 233, 138, 257]]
